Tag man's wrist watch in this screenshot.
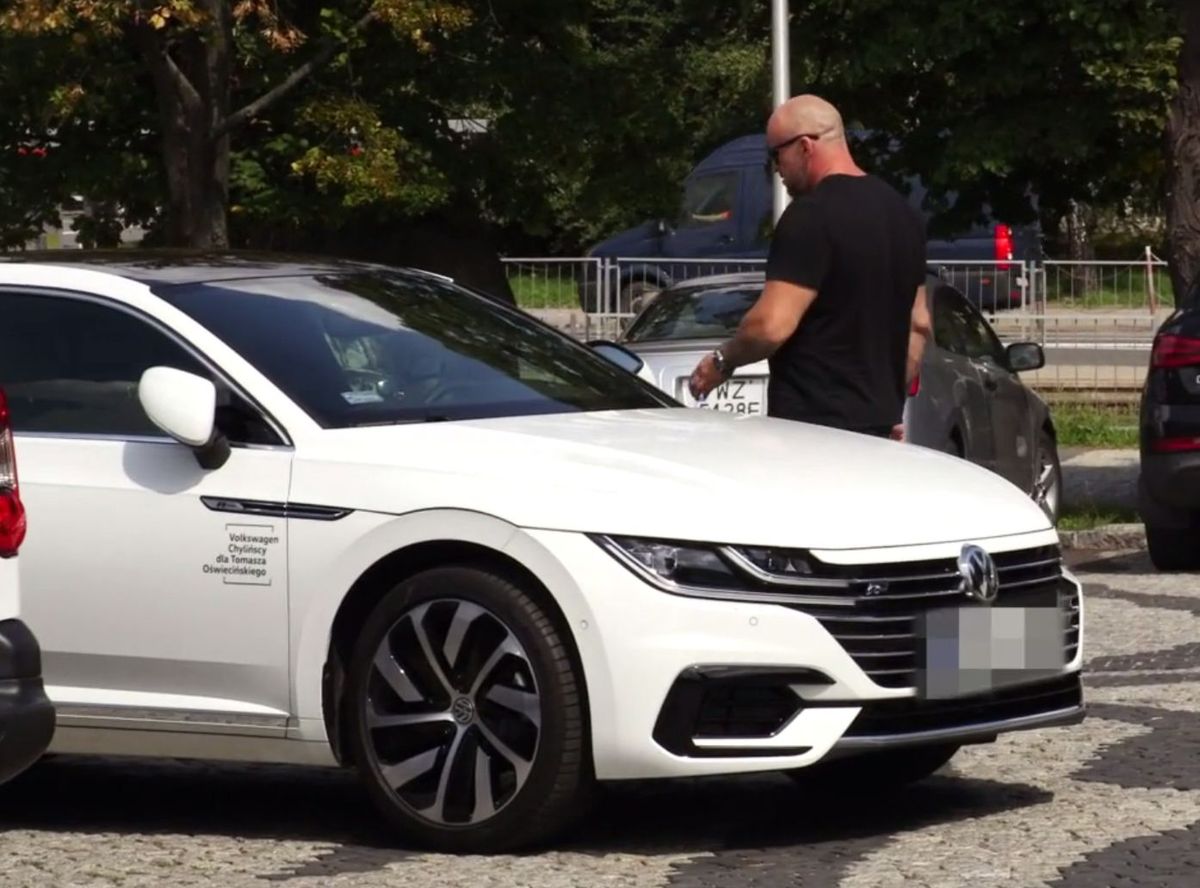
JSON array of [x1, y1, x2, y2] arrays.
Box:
[[712, 348, 730, 376]]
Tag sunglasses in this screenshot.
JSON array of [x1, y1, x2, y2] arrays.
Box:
[[767, 132, 825, 167]]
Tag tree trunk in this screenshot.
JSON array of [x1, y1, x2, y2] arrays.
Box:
[[138, 3, 233, 249], [135, 2, 374, 249], [157, 97, 230, 248], [1166, 2, 1200, 304], [1064, 199, 1098, 294]]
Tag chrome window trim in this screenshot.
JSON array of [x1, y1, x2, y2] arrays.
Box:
[[12, 430, 294, 452], [0, 284, 294, 447]]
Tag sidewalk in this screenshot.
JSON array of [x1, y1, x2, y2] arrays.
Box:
[[1061, 447, 1139, 511], [1059, 447, 1142, 550]]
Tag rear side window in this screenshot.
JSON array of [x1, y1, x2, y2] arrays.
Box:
[[933, 286, 1006, 364]]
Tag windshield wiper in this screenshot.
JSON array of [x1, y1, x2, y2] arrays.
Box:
[[350, 415, 453, 427]]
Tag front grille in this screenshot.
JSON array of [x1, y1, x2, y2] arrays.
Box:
[[802, 546, 1073, 689], [842, 672, 1083, 738]]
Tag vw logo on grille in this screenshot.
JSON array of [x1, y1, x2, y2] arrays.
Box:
[[451, 696, 476, 725], [958, 544, 999, 604]]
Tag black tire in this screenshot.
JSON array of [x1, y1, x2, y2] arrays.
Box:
[[787, 743, 960, 792], [1032, 427, 1063, 524], [345, 566, 593, 852], [1146, 525, 1200, 572]]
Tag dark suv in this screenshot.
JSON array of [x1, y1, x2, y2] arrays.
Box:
[[1138, 287, 1200, 570]]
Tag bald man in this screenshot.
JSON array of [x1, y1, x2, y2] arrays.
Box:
[[689, 95, 932, 441]]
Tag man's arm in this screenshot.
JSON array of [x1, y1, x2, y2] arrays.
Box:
[[722, 280, 818, 367], [890, 285, 932, 442], [906, 284, 932, 385], [688, 280, 817, 398]]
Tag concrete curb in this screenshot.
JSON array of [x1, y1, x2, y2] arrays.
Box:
[[1059, 522, 1146, 551]]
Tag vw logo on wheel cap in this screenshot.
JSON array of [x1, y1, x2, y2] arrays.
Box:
[[958, 544, 999, 603], [451, 696, 476, 725]]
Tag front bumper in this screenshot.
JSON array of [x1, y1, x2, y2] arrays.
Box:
[[518, 529, 1083, 780], [0, 619, 56, 784]]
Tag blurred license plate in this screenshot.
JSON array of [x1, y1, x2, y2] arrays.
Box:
[[916, 606, 1066, 700], [682, 376, 766, 415]]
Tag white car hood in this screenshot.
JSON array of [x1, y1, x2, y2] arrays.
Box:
[[293, 408, 1053, 550]]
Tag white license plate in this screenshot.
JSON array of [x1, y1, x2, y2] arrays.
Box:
[[916, 606, 1067, 699], [680, 376, 766, 415]]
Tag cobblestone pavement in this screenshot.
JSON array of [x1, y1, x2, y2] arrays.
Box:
[[2, 549, 1197, 887]]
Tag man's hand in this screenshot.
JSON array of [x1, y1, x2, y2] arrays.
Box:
[[688, 353, 726, 400], [890, 423, 905, 442]]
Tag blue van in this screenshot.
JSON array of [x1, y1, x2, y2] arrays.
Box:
[[584, 133, 1041, 313]]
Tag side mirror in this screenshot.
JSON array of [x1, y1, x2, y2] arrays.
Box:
[[1006, 342, 1045, 372], [587, 339, 656, 384], [588, 339, 645, 374], [138, 366, 231, 470]]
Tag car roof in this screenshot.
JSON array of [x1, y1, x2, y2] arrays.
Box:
[[664, 271, 765, 291], [0, 249, 437, 288], [662, 269, 944, 294], [693, 135, 767, 175]]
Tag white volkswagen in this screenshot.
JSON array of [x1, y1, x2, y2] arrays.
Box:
[[0, 253, 1083, 851]]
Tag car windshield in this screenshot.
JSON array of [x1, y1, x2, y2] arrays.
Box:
[[157, 270, 669, 428], [624, 285, 760, 343]]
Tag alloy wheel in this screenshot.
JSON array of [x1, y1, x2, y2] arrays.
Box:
[[363, 598, 542, 827]]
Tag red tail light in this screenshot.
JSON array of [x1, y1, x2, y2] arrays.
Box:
[[0, 389, 27, 558], [907, 375, 921, 397], [1151, 436, 1200, 454], [1151, 334, 1200, 369], [994, 224, 1014, 271]]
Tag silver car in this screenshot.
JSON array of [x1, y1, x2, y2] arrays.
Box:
[[616, 272, 1063, 522]]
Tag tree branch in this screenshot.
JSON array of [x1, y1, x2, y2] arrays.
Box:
[[215, 8, 379, 139], [162, 45, 206, 115], [135, 25, 205, 118]]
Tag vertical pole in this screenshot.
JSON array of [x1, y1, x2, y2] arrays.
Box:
[[771, 0, 791, 224], [1146, 244, 1159, 314]]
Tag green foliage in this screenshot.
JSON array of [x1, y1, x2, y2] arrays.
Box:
[[1050, 402, 1140, 448], [1057, 505, 1140, 531], [0, 1, 1189, 256]]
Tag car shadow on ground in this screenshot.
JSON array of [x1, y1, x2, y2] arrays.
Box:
[[0, 754, 1052, 878], [1068, 550, 1154, 575]]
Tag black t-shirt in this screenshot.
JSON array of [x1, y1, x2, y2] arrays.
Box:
[[765, 174, 926, 431]]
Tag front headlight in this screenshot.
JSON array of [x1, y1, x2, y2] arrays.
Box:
[[592, 535, 853, 603], [731, 546, 816, 579], [603, 536, 740, 588]]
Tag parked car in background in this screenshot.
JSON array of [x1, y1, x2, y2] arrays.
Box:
[[1138, 284, 1200, 570], [1, 252, 1081, 851], [583, 133, 1040, 314], [619, 272, 1062, 522], [0, 388, 56, 786]]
